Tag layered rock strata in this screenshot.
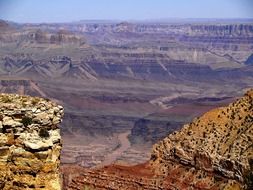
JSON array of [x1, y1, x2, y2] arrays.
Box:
[[67, 90, 253, 189], [0, 94, 64, 189], [151, 90, 253, 183]]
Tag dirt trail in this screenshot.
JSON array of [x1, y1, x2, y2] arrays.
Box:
[[99, 131, 131, 167]]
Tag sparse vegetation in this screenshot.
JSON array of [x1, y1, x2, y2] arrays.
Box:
[[1, 96, 12, 103], [39, 128, 50, 138], [21, 116, 33, 127], [31, 97, 40, 105]]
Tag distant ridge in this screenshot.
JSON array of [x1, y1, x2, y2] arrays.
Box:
[[1, 18, 253, 25]]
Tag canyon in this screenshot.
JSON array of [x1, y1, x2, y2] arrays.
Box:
[[0, 18, 253, 189], [65, 90, 253, 190]]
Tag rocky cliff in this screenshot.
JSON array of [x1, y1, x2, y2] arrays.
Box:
[[0, 94, 64, 189], [150, 89, 253, 188], [67, 89, 253, 190]]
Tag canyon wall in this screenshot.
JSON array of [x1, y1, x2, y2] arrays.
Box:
[[0, 94, 64, 189], [67, 90, 253, 189], [151, 89, 253, 183]]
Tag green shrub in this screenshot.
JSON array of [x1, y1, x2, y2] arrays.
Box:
[[39, 128, 50, 138], [21, 117, 33, 127]]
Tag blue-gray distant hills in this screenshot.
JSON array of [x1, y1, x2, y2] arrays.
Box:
[[0, 19, 253, 83]]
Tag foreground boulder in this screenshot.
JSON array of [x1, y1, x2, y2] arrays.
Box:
[[0, 94, 63, 190]]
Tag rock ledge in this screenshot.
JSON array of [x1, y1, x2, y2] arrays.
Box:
[[0, 93, 64, 190]]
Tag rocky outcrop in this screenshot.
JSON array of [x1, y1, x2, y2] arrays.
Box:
[[0, 94, 64, 189], [26, 29, 85, 45], [151, 90, 253, 183], [67, 89, 253, 189], [0, 23, 85, 45]]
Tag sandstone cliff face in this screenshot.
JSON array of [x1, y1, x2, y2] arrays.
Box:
[[0, 94, 64, 189], [67, 90, 253, 190], [151, 90, 253, 183]]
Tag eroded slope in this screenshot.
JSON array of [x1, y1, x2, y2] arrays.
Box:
[[67, 89, 253, 190]]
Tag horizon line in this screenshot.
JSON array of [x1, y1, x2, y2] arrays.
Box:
[[1, 17, 253, 24]]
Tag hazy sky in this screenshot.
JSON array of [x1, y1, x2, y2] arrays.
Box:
[[0, 0, 252, 23]]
